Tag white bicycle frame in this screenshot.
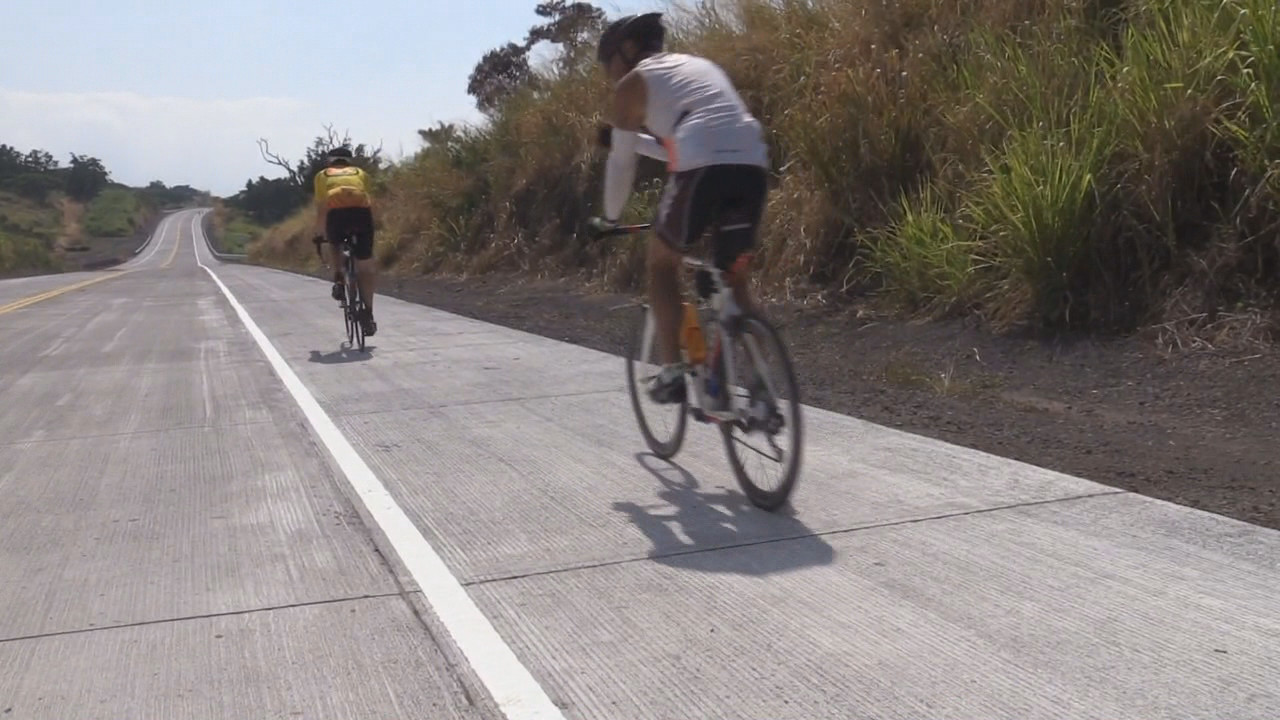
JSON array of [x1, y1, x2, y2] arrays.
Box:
[[638, 255, 781, 423]]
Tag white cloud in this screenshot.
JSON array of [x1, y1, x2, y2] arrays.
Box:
[[0, 89, 340, 196]]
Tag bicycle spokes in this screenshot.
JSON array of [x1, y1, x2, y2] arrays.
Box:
[[716, 313, 803, 510]]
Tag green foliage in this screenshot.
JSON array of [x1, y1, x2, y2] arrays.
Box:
[[229, 176, 304, 226], [869, 185, 981, 313], [0, 190, 62, 275], [141, 180, 206, 209], [0, 144, 66, 201], [83, 187, 145, 237], [65, 154, 110, 202], [0, 230, 58, 275], [207, 204, 263, 255], [0, 191, 60, 241]]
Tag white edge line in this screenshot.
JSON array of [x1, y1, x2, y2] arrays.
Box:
[[190, 210, 566, 720], [134, 213, 175, 265]]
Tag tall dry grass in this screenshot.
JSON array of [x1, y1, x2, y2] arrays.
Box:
[[251, 0, 1280, 336]]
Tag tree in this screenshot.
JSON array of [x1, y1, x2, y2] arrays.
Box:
[[467, 43, 534, 115], [240, 125, 385, 225], [0, 144, 66, 199], [527, 1, 605, 49], [65, 153, 110, 201], [141, 180, 205, 208], [256, 124, 384, 190], [229, 176, 306, 225], [22, 149, 57, 173], [0, 144, 24, 178], [465, 1, 605, 114]]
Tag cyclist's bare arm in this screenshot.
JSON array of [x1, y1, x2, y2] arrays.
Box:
[[312, 174, 328, 238], [609, 69, 647, 131]]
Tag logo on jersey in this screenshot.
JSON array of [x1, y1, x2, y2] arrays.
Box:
[[321, 167, 371, 209]]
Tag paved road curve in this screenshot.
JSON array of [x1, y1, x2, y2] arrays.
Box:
[[1, 208, 1277, 719]]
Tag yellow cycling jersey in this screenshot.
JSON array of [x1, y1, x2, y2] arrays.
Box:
[[313, 165, 373, 210]]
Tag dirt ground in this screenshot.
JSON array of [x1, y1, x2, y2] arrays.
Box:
[[348, 269, 1280, 530]]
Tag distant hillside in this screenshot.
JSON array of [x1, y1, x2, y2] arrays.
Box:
[[0, 142, 209, 276]]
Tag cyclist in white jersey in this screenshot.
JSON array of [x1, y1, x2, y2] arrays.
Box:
[[589, 12, 772, 405]]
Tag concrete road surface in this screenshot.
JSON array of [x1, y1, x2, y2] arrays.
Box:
[[0, 208, 1276, 719]]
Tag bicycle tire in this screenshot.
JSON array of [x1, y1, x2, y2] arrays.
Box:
[[625, 304, 688, 459], [345, 251, 365, 352], [342, 277, 355, 347], [718, 311, 804, 511]]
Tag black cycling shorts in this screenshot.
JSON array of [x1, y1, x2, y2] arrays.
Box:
[[654, 164, 769, 270], [325, 207, 375, 261]]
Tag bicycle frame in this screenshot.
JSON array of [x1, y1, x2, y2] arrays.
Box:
[[313, 233, 366, 349], [313, 235, 360, 295], [602, 223, 782, 426]]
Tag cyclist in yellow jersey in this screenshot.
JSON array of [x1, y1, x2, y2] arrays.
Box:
[[312, 146, 377, 336]]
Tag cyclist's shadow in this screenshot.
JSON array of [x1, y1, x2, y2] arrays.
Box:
[[308, 345, 375, 364], [613, 453, 835, 576]]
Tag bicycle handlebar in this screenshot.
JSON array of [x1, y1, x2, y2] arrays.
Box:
[[602, 223, 651, 235], [589, 222, 652, 241]]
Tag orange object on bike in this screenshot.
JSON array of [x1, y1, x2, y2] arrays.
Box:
[[681, 302, 707, 365]]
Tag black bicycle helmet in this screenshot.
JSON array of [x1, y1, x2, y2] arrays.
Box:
[[596, 12, 665, 65], [327, 146, 354, 161]]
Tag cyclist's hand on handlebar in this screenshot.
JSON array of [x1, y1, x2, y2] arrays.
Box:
[[586, 216, 617, 240]]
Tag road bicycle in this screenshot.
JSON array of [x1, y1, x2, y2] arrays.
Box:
[[312, 233, 367, 352], [597, 222, 804, 510]]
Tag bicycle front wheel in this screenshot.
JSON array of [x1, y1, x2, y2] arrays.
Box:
[[718, 312, 804, 510], [625, 304, 688, 459]]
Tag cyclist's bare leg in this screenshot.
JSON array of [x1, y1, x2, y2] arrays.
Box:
[[324, 241, 345, 301], [355, 258, 377, 312], [726, 264, 758, 318], [327, 243, 342, 282], [647, 234, 683, 365]]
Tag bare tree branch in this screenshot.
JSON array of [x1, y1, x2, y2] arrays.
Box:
[[257, 138, 300, 186]]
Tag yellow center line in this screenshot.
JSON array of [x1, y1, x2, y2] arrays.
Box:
[[0, 270, 134, 316], [161, 223, 182, 268], [0, 211, 183, 315]]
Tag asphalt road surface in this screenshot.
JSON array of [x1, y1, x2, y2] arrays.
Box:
[[1, 208, 1277, 719]]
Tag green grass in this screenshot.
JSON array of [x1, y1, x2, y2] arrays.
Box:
[[0, 191, 62, 275], [207, 205, 264, 255], [83, 187, 146, 237], [0, 191, 60, 240], [248, 0, 1280, 337], [219, 214, 262, 254]]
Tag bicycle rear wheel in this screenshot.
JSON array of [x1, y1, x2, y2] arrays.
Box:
[[718, 312, 803, 510], [345, 255, 365, 352], [625, 304, 688, 458], [343, 290, 356, 347]]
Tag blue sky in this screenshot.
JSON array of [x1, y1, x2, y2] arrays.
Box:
[[0, 0, 661, 196]]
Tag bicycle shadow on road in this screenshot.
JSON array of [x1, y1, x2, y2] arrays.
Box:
[[308, 346, 376, 364], [612, 453, 835, 576]]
